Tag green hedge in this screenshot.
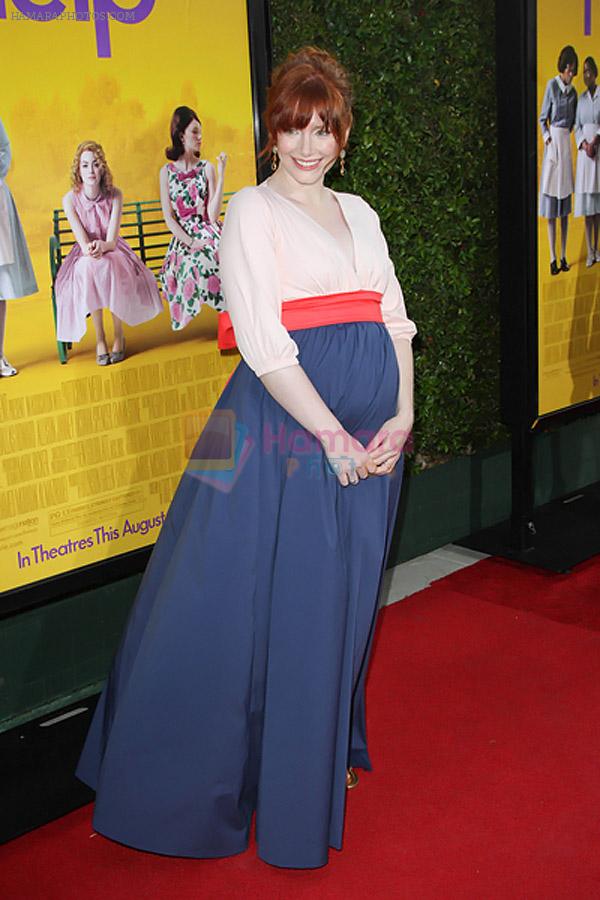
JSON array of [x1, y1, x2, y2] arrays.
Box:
[[270, 0, 506, 469]]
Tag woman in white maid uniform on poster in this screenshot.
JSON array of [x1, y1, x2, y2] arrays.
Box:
[[539, 45, 578, 276], [0, 116, 38, 376], [574, 56, 600, 266]]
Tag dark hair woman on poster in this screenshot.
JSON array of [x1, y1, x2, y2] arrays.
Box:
[[0, 116, 38, 376], [575, 56, 600, 266], [159, 106, 228, 330], [539, 44, 578, 275], [76, 47, 417, 869]]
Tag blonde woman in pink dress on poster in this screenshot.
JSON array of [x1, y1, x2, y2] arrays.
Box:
[[55, 141, 163, 365], [159, 106, 228, 330]]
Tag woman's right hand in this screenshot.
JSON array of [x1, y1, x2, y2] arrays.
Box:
[[216, 152, 228, 178], [321, 431, 378, 486], [189, 237, 207, 251]]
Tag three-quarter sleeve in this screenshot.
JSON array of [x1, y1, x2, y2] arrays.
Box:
[[0, 119, 11, 180], [369, 207, 417, 343], [568, 92, 577, 131], [380, 257, 418, 343], [219, 187, 300, 377], [539, 80, 553, 141]]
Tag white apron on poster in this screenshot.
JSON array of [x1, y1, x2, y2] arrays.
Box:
[[0, 178, 15, 267], [575, 122, 600, 195], [540, 125, 574, 198]]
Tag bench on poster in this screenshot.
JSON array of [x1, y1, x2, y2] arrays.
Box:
[[49, 194, 232, 364]]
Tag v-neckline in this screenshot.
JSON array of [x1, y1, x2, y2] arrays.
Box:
[[264, 180, 358, 276]]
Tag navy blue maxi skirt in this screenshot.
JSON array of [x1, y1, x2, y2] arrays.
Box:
[[76, 319, 404, 869]]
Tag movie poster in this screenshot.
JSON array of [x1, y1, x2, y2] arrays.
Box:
[[0, 1, 258, 594], [537, 0, 600, 416]]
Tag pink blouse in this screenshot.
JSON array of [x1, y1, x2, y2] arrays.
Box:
[[219, 180, 417, 377]]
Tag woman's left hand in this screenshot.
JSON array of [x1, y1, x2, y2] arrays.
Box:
[[216, 152, 228, 177], [365, 411, 413, 476], [88, 240, 105, 258]]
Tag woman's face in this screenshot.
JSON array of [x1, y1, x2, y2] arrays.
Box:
[[275, 110, 341, 187], [560, 62, 576, 85], [79, 150, 103, 191], [181, 119, 202, 156], [584, 61, 597, 89]]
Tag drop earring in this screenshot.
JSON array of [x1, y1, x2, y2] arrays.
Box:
[[271, 146, 279, 172], [339, 148, 346, 176]]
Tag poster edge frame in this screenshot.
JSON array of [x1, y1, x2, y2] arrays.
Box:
[[0, 0, 273, 619]]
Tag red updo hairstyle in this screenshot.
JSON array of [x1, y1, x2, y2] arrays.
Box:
[[263, 46, 353, 156]]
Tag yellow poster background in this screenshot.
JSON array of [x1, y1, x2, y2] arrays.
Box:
[[537, 0, 600, 416], [0, 0, 255, 592]]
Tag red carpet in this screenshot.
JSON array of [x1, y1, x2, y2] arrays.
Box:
[[2, 555, 600, 899], [441, 553, 600, 631]]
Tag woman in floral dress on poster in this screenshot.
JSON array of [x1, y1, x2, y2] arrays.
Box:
[[159, 106, 228, 330]]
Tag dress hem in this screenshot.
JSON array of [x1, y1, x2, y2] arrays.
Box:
[[91, 823, 251, 861], [0, 284, 38, 301], [91, 822, 344, 869]]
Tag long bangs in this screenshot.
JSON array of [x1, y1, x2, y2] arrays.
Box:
[[266, 74, 350, 153]]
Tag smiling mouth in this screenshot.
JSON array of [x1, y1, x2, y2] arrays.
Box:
[[292, 158, 322, 171]]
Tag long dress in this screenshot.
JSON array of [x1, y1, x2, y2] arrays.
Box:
[[160, 160, 225, 329], [55, 190, 164, 343], [574, 86, 600, 216], [76, 179, 418, 869], [0, 118, 38, 300], [539, 75, 577, 218]]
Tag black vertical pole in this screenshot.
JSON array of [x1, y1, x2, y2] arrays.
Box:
[[510, 423, 535, 551], [497, 0, 538, 554], [247, 0, 272, 184]]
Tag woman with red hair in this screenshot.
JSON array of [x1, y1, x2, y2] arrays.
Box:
[[77, 47, 417, 869]]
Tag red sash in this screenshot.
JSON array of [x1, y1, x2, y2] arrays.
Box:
[[217, 290, 383, 351]]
